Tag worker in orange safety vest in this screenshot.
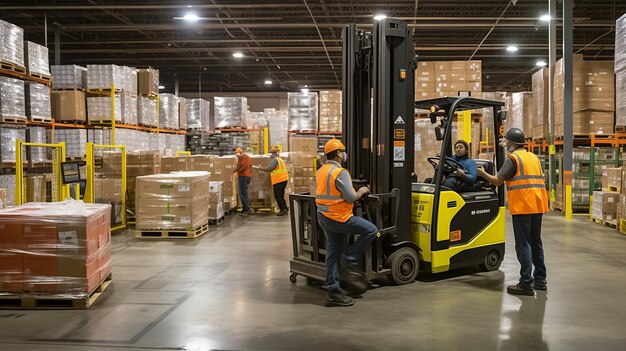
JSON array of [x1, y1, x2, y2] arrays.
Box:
[[477, 128, 549, 296], [253, 146, 289, 216]]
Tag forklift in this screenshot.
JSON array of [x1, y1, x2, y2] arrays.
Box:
[[288, 18, 507, 285]]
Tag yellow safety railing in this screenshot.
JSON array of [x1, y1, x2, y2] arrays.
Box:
[[84, 142, 127, 231], [15, 140, 69, 205]]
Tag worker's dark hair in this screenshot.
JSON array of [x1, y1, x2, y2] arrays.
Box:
[[326, 149, 341, 160], [455, 139, 469, 150]]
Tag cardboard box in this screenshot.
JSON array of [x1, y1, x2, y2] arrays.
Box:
[[25, 175, 46, 203], [137, 68, 159, 96], [0, 188, 7, 208], [606, 167, 622, 191], [51, 90, 86, 122]]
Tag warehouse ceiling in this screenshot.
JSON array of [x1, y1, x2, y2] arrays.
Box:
[[1, 0, 624, 93]]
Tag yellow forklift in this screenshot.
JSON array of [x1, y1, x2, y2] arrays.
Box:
[[289, 18, 507, 285]]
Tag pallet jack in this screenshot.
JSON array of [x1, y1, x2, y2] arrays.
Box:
[[289, 18, 507, 286]]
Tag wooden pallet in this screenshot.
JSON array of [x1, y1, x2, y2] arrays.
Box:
[[608, 185, 621, 193], [0, 116, 27, 124], [52, 88, 86, 91], [138, 123, 159, 129], [28, 117, 52, 124], [55, 119, 87, 125], [616, 126, 626, 132], [209, 216, 224, 225], [0, 61, 26, 74], [0, 273, 112, 309], [89, 119, 125, 125], [87, 88, 123, 94], [135, 223, 208, 239], [28, 72, 51, 81], [592, 217, 617, 228]]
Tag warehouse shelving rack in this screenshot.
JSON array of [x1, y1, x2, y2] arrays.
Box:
[[14, 140, 68, 205]]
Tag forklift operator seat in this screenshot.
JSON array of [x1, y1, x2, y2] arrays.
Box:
[[458, 159, 497, 201]]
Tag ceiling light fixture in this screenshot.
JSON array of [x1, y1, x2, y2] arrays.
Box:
[[506, 45, 518, 52], [233, 52, 244, 58], [539, 14, 551, 22], [536, 60, 547, 67], [264, 80, 273, 85], [182, 13, 199, 22], [374, 14, 387, 21]]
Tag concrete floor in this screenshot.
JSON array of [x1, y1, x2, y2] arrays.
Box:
[[1, 212, 626, 351]]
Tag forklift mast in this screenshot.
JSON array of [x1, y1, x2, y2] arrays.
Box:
[[342, 19, 416, 239]]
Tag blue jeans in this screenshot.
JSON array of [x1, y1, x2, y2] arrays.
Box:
[[317, 213, 378, 292], [512, 214, 547, 288], [238, 176, 251, 212]]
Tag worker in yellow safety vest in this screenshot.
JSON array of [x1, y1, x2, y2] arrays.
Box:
[[477, 128, 549, 296], [253, 146, 290, 216], [315, 139, 378, 307]]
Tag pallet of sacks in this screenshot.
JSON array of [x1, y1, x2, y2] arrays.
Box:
[[0, 200, 112, 309]]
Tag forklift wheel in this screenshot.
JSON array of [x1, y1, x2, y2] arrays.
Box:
[[386, 247, 419, 285], [480, 249, 502, 272], [289, 273, 297, 283]]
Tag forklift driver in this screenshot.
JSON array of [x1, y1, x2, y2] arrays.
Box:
[[315, 139, 378, 307], [442, 140, 477, 192]]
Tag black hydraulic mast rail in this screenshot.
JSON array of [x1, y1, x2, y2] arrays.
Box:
[[415, 96, 505, 252]]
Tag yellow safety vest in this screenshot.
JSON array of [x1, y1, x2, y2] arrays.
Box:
[[271, 157, 289, 185], [505, 149, 549, 215]]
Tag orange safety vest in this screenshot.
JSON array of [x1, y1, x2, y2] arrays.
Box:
[[315, 162, 354, 223], [271, 157, 289, 185], [505, 149, 549, 215]]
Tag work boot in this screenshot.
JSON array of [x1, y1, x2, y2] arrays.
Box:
[[239, 211, 249, 217], [326, 290, 355, 307], [339, 266, 368, 294], [507, 284, 535, 296], [276, 210, 287, 216]]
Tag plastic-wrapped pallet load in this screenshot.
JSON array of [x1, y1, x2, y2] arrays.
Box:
[[87, 95, 122, 123], [244, 112, 268, 130], [208, 181, 224, 220], [507, 92, 533, 133], [0, 20, 24, 68], [268, 109, 288, 151], [0, 199, 112, 301], [121, 66, 137, 95], [532, 68, 549, 139], [121, 93, 137, 125], [185, 98, 211, 130], [87, 64, 123, 90], [0, 126, 26, 162], [0, 76, 26, 121], [249, 155, 275, 207], [615, 14, 626, 129], [135, 171, 210, 230], [482, 92, 510, 144], [214, 97, 247, 128], [137, 68, 159, 96], [25, 82, 51, 122], [137, 96, 158, 127], [159, 93, 179, 130], [26, 126, 47, 162], [0, 175, 16, 206], [318, 90, 342, 132], [24, 41, 50, 77], [54, 129, 87, 158], [288, 92, 318, 131], [51, 65, 87, 90]]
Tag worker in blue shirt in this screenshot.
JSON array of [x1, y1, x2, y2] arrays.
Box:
[[443, 140, 477, 192]]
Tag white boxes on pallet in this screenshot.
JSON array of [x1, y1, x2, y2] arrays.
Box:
[[288, 92, 318, 131], [26, 126, 47, 162], [184, 98, 210, 130], [268, 109, 288, 150], [87, 129, 112, 145], [54, 129, 87, 158], [0, 20, 24, 68], [25, 82, 51, 121], [0, 126, 26, 162], [24, 41, 50, 77], [214, 97, 247, 128], [159, 93, 179, 130], [0, 76, 26, 120], [615, 13, 626, 73], [51, 65, 87, 90], [87, 64, 123, 90], [0, 174, 16, 207], [122, 66, 137, 95], [87, 95, 122, 122], [121, 93, 137, 125], [138, 96, 158, 127]]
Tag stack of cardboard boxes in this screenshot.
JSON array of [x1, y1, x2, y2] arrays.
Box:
[[318, 90, 342, 132], [415, 60, 482, 100], [126, 151, 161, 218], [531, 68, 549, 139], [288, 136, 318, 194], [135, 171, 210, 230], [208, 181, 224, 221], [508, 92, 533, 136], [614, 14, 626, 130], [0, 201, 112, 299], [554, 55, 615, 136], [591, 190, 620, 224], [248, 155, 275, 208]]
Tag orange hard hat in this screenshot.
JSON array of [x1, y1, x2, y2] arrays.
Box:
[[324, 139, 346, 155], [269, 146, 280, 153], [235, 148, 243, 154]]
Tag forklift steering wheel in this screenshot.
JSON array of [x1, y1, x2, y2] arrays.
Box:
[[427, 156, 463, 173]]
